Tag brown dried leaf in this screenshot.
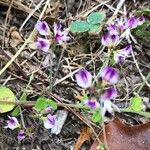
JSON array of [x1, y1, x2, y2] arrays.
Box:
[[91, 118, 150, 150], [74, 127, 93, 150], [10, 30, 24, 48]]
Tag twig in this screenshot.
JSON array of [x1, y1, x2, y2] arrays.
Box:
[[131, 51, 150, 88], [137, 72, 150, 94], [120, 108, 150, 118], [19, 0, 45, 31]]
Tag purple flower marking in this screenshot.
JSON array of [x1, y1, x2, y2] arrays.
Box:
[[114, 52, 125, 63], [35, 37, 50, 53], [107, 24, 118, 35], [43, 114, 56, 129], [120, 44, 132, 56], [99, 67, 119, 84], [75, 69, 92, 88], [4, 116, 20, 130], [101, 34, 119, 47], [101, 34, 111, 46], [84, 99, 100, 109], [101, 88, 118, 101], [127, 17, 138, 29], [35, 21, 50, 35], [138, 16, 145, 26], [17, 130, 26, 141]]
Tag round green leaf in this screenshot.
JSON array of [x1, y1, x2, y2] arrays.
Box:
[[69, 20, 90, 33], [0, 86, 16, 113], [88, 24, 102, 34], [87, 12, 106, 25], [91, 110, 102, 123]]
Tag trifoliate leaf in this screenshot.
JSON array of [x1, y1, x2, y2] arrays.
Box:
[[87, 12, 106, 25], [0, 86, 16, 113], [130, 96, 142, 111], [69, 20, 90, 33], [88, 24, 102, 34]]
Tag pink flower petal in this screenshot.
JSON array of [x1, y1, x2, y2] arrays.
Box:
[[35, 37, 50, 53], [35, 21, 50, 35], [17, 130, 26, 141], [100, 67, 119, 84], [4, 116, 20, 130], [114, 52, 125, 63], [126, 17, 138, 29], [120, 45, 132, 56], [44, 114, 56, 129], [75, 69, 92, 88], [101, 88, 118, 101], [84, 99, 100, 109]]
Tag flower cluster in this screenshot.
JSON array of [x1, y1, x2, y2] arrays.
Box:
[[101, 15, 145, 63], [35, 21, 70, 53], [75, 67, 118, 116], [4, 116, 26, 141]]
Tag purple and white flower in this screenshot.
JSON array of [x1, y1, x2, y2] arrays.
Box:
[[101, 100, 113, 116], [54, 22, 70, 44], [101, 34, 119, 47], [35, 37, 50, 53], [114, 45, 132, 63], [84, 99, 100, 109], [107, 24, 118, 35], [17, 130, 26, 141], [75, 69, 92, 88], [126, 17, 138, 29], [99, 66, 119, 84], [4, 116, 20, 130], [114, 52, 125, 63], [138, 16, 145, 26], [101, 34, 111, 46], [116, 17, 127, 31], [35, 21, 50, 36], [43, 114, 56, 129], [100, 88, 117, 115], [100, 87, 118, 101], [120, 44, 133, 56]]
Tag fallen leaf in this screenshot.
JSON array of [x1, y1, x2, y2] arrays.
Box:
[[90, 118, 150, 150], [10, 30, 24, 48], [74, 127, 93, 150]]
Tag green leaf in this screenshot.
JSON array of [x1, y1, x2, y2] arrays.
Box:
[[11, 106, 20, 116], [0, 86, 16, 113], [87, 12, 106, 25], [35, 97, 48, 111], [130, 96, 142, 112], [135, 31, 150, 37], [88, 24, 102, 34], [69, 20, 90, 33], [46, 99, 58, 110], [20, 93, 27, 101], [92, 110, 102, 123]]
